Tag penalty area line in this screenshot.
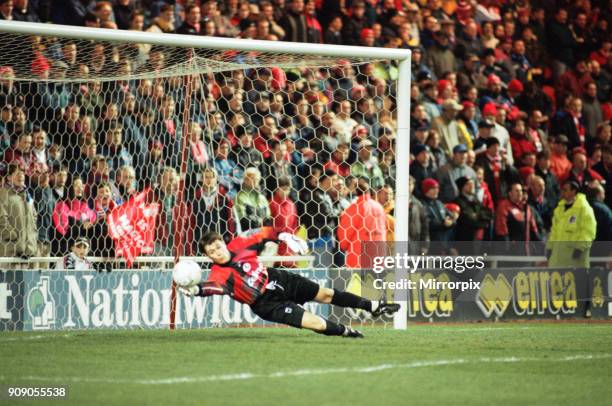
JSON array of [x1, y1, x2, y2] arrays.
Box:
[[4, 353, 611, 385]]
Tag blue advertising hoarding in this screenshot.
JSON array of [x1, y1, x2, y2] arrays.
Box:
[[0, 269, 330, 331]]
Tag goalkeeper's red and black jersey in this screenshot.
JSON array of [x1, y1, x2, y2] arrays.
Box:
[[200, 227, 277, 305]]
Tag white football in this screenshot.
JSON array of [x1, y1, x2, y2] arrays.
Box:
[[173, 260, 202, 288]]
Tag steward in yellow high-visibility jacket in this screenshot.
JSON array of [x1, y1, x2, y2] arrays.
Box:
[[546, 181, 597, 268]]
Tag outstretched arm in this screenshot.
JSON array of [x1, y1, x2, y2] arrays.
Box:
[[228, 226, 278, 254], [178, 281, 225, 297]]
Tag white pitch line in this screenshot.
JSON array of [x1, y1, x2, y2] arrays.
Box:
[[0, 334, 73, 342], [561, 354, 603, 361], [356, 364, 394, 373], [430, 327, 533, 332], [3, 353, 611, 386]]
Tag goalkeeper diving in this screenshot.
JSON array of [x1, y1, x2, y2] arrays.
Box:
[[179, 227, 399, 338]]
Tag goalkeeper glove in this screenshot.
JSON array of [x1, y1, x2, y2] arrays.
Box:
[[277, 232, 309, 255], [178, 285, 200, 297]]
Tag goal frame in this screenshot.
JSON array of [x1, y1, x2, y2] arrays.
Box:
[[0, 20, 411, 330]]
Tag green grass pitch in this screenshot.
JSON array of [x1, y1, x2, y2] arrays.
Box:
[[1, 323, 611, 405]]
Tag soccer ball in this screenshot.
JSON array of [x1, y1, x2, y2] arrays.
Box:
[[173, 260, 202, 288]]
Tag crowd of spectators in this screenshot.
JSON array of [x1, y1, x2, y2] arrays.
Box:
[[0, 0, 611, 269]]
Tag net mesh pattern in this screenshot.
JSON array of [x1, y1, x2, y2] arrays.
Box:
[[0, 31, 382, 83], [0, 27, 398, 267]]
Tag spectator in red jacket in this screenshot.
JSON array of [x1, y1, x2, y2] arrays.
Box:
[[270, 176, 299, 266], [270, 175, 298, 235], [253, 115, 280, 159], [509, 119, 537, 164], [549, 135, 572, 181], [495, 182, 541, 252], [338, 177, 386, 269], [304, 0, 322, 43], [589, 41, 611, 67], [556, 60, 592, 99]]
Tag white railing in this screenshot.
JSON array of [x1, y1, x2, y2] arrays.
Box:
[[1, 255, 609, 267], [0, 255, 314, 265]]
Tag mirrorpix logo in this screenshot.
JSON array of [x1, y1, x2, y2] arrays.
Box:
[[26, 276, 56, 330]]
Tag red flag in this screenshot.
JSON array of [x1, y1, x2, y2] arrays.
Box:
[[107, 189, 159, 268]]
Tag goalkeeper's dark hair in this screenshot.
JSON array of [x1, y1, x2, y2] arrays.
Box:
[[199, 232, 224, 254]]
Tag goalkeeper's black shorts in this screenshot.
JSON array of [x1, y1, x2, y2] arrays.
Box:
[[250, 268, 320, 328]]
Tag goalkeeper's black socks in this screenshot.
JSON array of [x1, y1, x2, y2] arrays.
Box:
[[319, 319, 345, 336], [331, 289, 373, 312], [317, 319, 363, 338]]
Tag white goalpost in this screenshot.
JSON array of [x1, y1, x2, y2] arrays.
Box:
[[0, 20, 410, 330]]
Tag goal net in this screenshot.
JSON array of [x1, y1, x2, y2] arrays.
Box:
[[0, 21, 410, 331]]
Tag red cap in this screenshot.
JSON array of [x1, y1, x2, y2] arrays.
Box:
[[487, 74, 502, 86], [421, 178, 440, 194], [508, 79, 524, 93], [572, 147, 587, 157], [461, 100, 476, 109], [519, 166, 535, 181], [437, 79, 451, 93], [508, 106, 522, 121], [482, 102, 498, 117], [444, 203, 461, 214], [360, 28, 374, 41]]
